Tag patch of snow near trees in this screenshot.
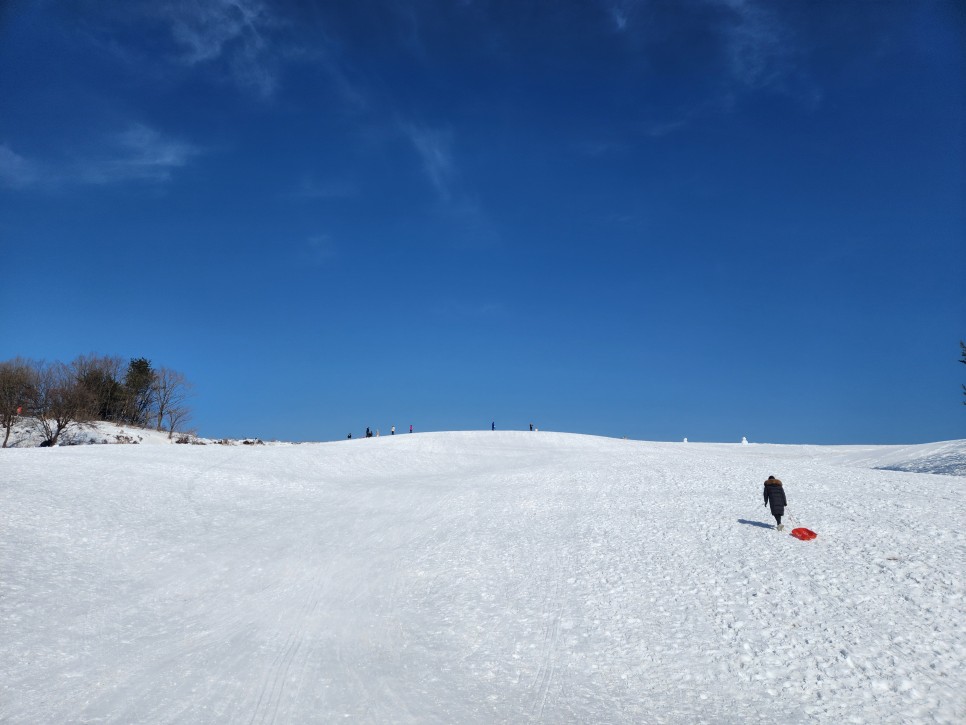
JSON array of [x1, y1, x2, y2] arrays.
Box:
[[4, 419, 270, 448], [2, 432, 964, 723]]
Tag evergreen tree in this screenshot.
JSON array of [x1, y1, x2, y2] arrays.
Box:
[[123, 357, 156, 425]]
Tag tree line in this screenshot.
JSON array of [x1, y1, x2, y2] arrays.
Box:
[[0, 355, 192, 447]]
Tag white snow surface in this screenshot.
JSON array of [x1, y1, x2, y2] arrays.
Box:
[[2, 419, 259, 448], [2, 431, 965, 723]]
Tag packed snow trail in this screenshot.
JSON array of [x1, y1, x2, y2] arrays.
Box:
[[2, 432, 964, 723]]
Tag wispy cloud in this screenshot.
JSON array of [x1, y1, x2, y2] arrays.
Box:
[[432, 298, 506, 320], [0, 145, 43, 189], [439, 195, 500, 250], [404, 124, 455, 201], [82, 124, 199, 184], [600, 0, 815, 136], [284, 175, 358, 201], [69, 0, 285, 99], [163, 0, 279, 97], [157, 0, 374, 105], [718, 0, 791, 91], [304, 234, 337, 265], [611, 8, 628, 31], [0, 124, 199, 190], [399, 121, 499, 249], [606, 0, 635, 32], [167, 0, 265, 64]]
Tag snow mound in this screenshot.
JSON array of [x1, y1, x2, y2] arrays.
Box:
[[821, 439, 966, 477], [2, 431, 964, 723], [871, 441, 966, 476], [3, 419, 278, 448]]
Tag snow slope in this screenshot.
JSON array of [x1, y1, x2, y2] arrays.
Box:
[[2, 432, 964, 723], [817, 440, 966, 477], [2, 419, 265, 448]]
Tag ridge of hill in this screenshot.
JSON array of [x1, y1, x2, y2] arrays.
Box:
[[4, 418, 966, 476]]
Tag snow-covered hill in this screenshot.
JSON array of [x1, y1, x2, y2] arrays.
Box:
[[2, 432, 964, 723], [2, 419, 277, 448], [817, 439, 966, 477]]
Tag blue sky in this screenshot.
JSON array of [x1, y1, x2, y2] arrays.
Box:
[[1, 0, 963, 444]]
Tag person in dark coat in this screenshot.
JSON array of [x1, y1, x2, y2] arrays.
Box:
[[763, 475, 787, 531]]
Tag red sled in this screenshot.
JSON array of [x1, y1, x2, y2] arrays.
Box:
[[791, 528, 817, 541]]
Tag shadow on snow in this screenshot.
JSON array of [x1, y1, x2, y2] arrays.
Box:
[[737, 519, 775, 530]]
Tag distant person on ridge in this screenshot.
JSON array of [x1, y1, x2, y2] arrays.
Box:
[[491, 421, 495, 431], [763, 476, 787, 531]]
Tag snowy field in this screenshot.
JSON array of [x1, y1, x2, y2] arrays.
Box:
[[2, 431, 965, 724]]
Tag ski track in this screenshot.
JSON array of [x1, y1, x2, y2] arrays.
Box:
[[1, 433, 964, 723]]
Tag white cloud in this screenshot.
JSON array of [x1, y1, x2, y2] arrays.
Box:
[[82, 124, 199, 184], [718, 0, 790, 90], [167, 0, 266, 64], [398, 121, 500, 248], [0, 144, 42, 189], [286, 175, 357, 201], [439, 196, 500, 250], [608, 2, 632, 31], [0, 125, 199, 190], [305, 234, 337, 265], [155, 0, 373, 104], [598, 0, 814, 139], [164, 0, 278, 97], [404, 125, 455, 200], [601, 0, 802, 94]]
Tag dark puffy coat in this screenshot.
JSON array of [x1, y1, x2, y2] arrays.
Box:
[[763, 478, 787, 515]]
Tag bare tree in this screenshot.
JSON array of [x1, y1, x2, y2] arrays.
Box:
[[151, 366, 193, 435], [165, 404, 193, 439], [73, 353, 124, 421], [30, 361, 93, 446], [0, 358, 36, 448]]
